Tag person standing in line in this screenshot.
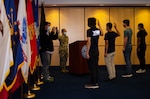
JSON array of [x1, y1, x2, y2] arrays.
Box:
[[122, 19, 133, 78], [85, 18, 103, 89], [104, 22, 120, 81], [136, 23, 147, 73], [39, 22, 58, 82], [58, 28, 69, 73]]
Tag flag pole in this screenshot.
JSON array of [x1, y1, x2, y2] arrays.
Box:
[[24, 69, 36, 98], [37, 66, 44, 85], [32, 78, 41, 91], [37, 0, 46, 86], [32, 0, 43, 89], [36, 56, 44, 85], [32, 60, 41, 91], [24, 0, 39, 97], [21, 83, 23, 99]]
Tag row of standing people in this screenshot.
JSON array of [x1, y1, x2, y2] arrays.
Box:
[[85, 18, 147, 89], [104, 21, 147, 80], [39, 19, 147, 87]]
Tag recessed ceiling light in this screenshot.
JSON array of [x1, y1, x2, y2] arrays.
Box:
[[99, 4, 104, 6], [145, 4, 150, 6], [52, 4, 57, 6]]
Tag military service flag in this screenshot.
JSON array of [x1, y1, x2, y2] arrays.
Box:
[[0, 0, 13, 92], [26, 0, 38, 74], [17, 0, 31, 83]]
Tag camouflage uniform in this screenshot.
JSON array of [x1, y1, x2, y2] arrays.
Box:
[[58, 34, 68, 68]]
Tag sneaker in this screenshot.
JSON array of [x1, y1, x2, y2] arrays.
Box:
[[121, 74, 133, 78], [136, 69, 146, 74], [84, 84, 99, 89], [48, 76, 54, 79], [41, 74, 43, 79], [44, 78, 54, 82], [64, 69, 69, 73], [44, 76, 54, 82], [61, 68, 66, 73], [61, 68, 69, 73]]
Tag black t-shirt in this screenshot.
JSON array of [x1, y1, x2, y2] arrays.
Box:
[[137, 30, 147, 48], [87, 27, 100, 53], [104, 31, 119, 53]]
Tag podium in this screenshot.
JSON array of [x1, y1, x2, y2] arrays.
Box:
[[69, 40, 89, 75]]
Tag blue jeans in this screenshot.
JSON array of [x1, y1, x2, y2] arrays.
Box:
[[123, 45, 132, 74], [41, 52, 52, 80]]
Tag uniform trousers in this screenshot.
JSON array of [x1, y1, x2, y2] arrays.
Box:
[[59, 49, 68, 68]]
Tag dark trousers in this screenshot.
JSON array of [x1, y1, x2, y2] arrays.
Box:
[[87, 51, 99, 84], [137, 46, 146, 70]]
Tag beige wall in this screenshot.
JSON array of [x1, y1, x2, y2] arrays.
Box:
[[39, 7, 150, 66]]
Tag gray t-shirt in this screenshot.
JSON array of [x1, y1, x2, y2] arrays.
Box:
[[124, 28, 132, 47]]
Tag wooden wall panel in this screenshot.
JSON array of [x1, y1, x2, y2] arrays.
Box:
[[45, 8, 60, 46], [41, 8, 60, 66], [45, 8, 59, 26], [110, 7, 135, 45], [146, 46, 150, 64], [135, 7, 150, 45], [45, 7, 85, 66], [40, 7, 150, 66], [85, 7, 110, 45], [60, 8, 85, 44]]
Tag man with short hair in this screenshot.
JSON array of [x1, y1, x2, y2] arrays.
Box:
[[122, 19, 133, 78], [85, 18, 103, 89], [104, 22, 120, 81]]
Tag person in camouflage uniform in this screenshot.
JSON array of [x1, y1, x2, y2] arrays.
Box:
[[58, 28, 69, 73]]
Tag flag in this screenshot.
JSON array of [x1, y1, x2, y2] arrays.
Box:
[[32, 0, 41, 66], [14, 0, 19, 13], [0, 0, 13, 92], [0, 1, 13, 99], [32, 0, 39, 38], [32, 0, 39, 28], [26, 0, 38, 74], [39, 1, 46, 55], [4, 0, 24, 91], [0, 87, 9, 99], [17, 0, 31, 83], [39, 1, 46, 35], [9, 0, 24, 94]]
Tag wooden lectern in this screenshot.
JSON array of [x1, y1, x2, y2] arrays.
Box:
[[69, 40, 89, 75]]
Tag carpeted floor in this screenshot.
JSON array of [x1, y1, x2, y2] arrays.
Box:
[[13, 66, 150, 99]]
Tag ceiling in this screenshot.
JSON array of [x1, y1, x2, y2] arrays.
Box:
[[39, 0, 150, 7]]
